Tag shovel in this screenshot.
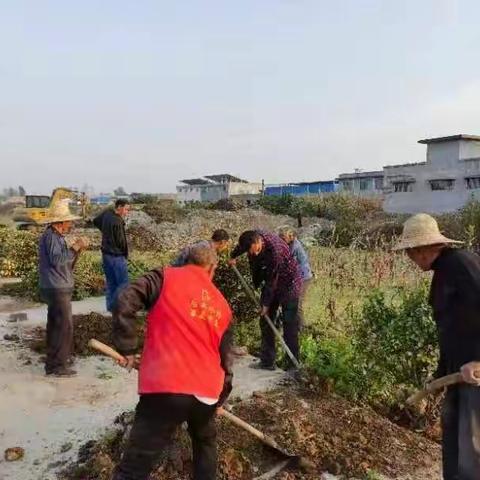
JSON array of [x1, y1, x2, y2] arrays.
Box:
[[230, 265, 301, 370], [406, 372, 464, 405], [88, 339, 314, 476]]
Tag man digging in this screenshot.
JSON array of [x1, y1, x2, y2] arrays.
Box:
[[93, 199, 130, 312], [230, 230, 302, 370], [395, 213, 480, 479], [111, 244, 233, 480], [171, 228, 231, 267], [39, 199, 89, 377]]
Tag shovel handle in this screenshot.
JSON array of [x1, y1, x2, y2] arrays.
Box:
[[231, 265, 301, 370], [88, 338, 128, 364], [218, 407, 281, 450], [406, 372, 463, 405]]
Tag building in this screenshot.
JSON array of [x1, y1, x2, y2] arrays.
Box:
[[264, 180, 338, 197], [383, 134, 480, 214], [337, 170, 384, 197], [176, 174, 262, 204]]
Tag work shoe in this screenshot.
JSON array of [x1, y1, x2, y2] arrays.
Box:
[[46, 367, 77, 378], [250, 361, 276, 371]]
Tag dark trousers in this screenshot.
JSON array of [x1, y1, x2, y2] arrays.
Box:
[[113, 394, 217, 480], [260, 299, 299, 367], [102, 253, 129, 312], [41, 289, 73, 374], [442, 385, 480, 480]]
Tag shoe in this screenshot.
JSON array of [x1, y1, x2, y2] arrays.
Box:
[[46, 367, 77, 378], [249, 361, 276, 371]]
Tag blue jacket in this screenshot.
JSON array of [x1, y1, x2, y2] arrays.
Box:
[[39, 227, 76, 290], [290, 239, 313, 281]]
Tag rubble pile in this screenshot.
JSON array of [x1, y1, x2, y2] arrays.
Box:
[[126, 209, 296, 253], [61, 387, 440, 480]]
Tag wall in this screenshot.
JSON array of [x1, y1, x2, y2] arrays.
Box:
[[177, 182, 262, 203]]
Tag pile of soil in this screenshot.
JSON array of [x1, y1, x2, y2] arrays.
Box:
[[60, 386, 440, 480], [24, 312, 145, 357]]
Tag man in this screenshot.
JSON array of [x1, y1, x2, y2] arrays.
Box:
[[230, 230, 302, 370], [93, 199, 130, 311], [278, 226, 313, 328], [111, 244, 233, 480], [395, 213, 480, 479], [39, 199, 88, 377], [171, 229, 230, 267]]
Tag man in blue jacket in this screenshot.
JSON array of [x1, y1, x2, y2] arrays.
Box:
[[39, 200, 88, 377], [278, 227, 313, 328]]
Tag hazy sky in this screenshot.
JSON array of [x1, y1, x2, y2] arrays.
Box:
[[1, 0, 480, 194]]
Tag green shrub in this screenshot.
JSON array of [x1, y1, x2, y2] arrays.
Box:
[[0, 228, 38, 277]]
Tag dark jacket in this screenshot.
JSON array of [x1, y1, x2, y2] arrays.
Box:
[[93, 209, 128, 257], [112, 268, 234, 405], [231, 230, 302, 308], [430, 248, 480, 377], [39, 226, 76, 291]]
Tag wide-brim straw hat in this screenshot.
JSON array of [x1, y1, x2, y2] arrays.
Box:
[[393, 213, 462, 251], [39, 198, 81, 225]]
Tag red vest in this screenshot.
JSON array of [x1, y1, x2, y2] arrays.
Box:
[[139, 265, 232, 398]]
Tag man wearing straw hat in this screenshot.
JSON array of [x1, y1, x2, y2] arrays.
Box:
[[395, 213, 480, 479], [39, 199, 89, 377]]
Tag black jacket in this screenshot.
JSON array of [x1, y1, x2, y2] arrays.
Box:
[[430, 248, 480, 377], [93, 209, 128, 257], [112, 268, 234, 406]]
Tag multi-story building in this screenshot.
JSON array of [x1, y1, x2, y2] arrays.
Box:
[[383, 134, 480, 214], [176, 174, 262, 204]]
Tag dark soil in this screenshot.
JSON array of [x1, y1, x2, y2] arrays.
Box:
[[60, 386, 440, 480], [24, 312, 145, 357]]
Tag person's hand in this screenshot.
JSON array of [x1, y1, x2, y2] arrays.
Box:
[[117, 354, 137, 372], [460, 362, 480, 385], [260, 306, 269, 317], [228, 259, 237, 267]]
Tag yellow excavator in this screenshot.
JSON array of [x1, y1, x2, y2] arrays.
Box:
[[13, 187, 89, 230]]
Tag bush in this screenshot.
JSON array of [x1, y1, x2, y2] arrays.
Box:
[[142, 200, 186, 223], [306, 282, 438, 405], [0, 228, 38, 277]]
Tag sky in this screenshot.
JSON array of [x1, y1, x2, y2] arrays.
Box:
[[1, 0, 480, 194]]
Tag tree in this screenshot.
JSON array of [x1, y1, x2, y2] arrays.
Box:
[[18, 186, 26, 196], [114, 186, 127, 196]]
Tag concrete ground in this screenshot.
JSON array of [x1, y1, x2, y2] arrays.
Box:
[[0, 296, 288, 480]]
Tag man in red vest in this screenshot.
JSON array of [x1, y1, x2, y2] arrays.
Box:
[[111, 244, 233, 480]]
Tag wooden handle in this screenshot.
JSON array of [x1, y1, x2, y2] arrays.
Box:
[[88, 338, 127, 364], [406, 372, 464, 405], [218, 407, 281, 450]]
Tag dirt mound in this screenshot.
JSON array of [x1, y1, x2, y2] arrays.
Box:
[[25, 312, 145, 357], [61, 387, 440, 480]]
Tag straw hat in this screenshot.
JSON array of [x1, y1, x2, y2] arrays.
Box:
[[39, 198, 81, 225], [393, 213, 461, 251]]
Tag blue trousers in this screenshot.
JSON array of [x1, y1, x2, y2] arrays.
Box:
[[102, 254, 129, 312]]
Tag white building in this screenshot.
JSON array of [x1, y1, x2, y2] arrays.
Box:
[[337, 170, 384, 197], [384, 134, 480, 214], [176, 174, 262, 204]]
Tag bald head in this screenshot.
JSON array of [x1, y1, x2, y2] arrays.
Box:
[[187, 244, 218, 269]]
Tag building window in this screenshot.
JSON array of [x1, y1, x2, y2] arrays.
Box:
[[466, 177, 480, 190], [374, 177, 384, 190], [393, 181, 414, 193], [429, 179, 455, 191], [359, 179, 370, 191], [342, 181, 353, 191]]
